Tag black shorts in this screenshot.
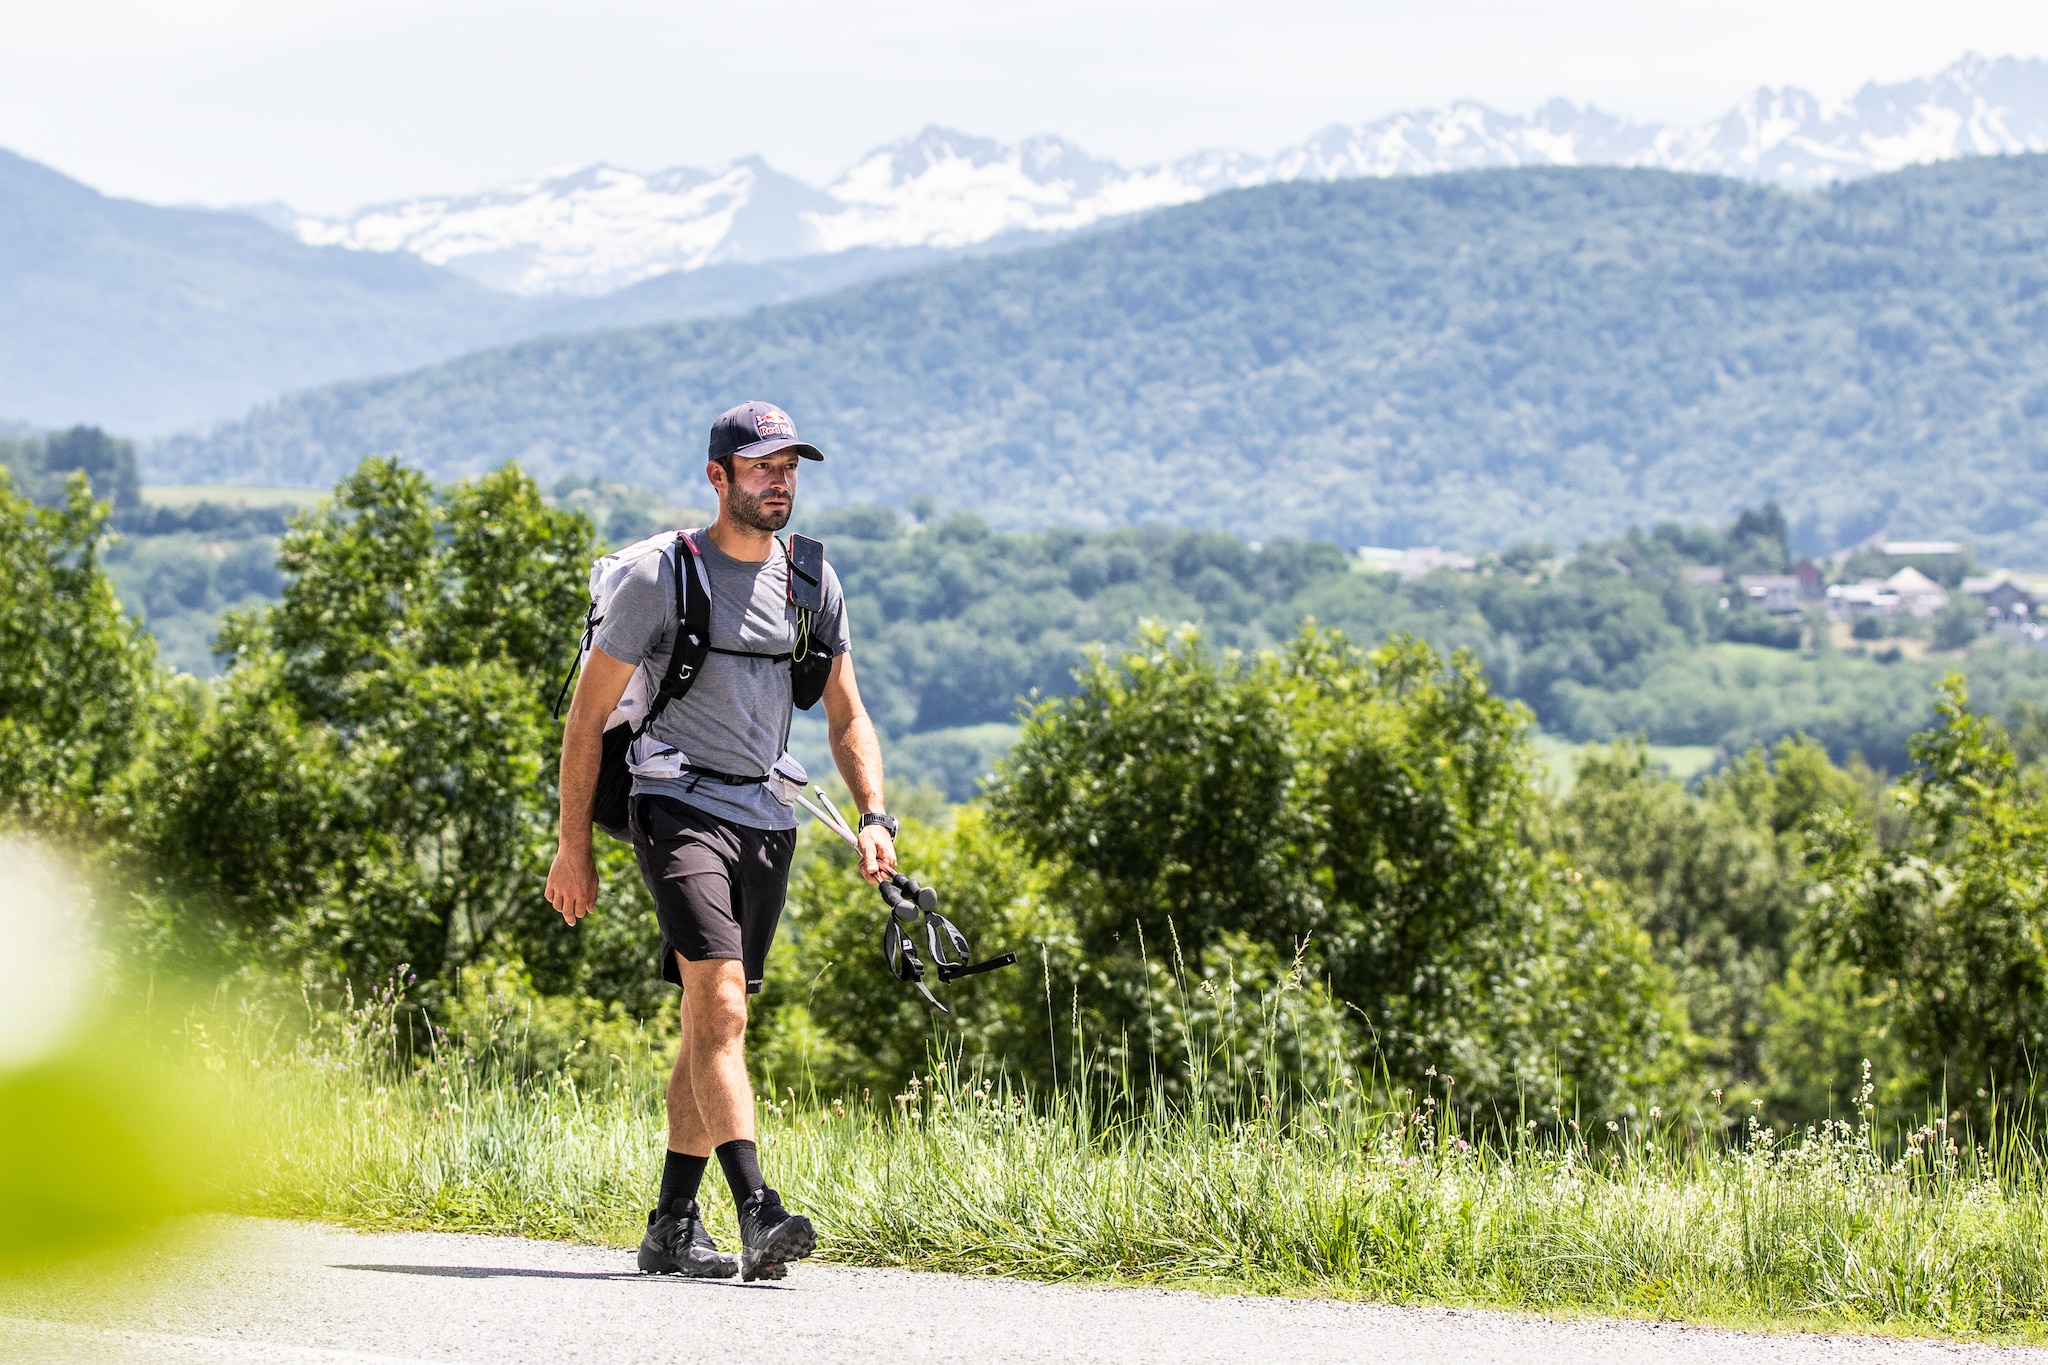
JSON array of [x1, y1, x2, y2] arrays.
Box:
[[629, 795, 796, 994]]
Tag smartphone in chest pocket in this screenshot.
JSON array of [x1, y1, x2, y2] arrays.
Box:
[[787, 534, 825, 612]]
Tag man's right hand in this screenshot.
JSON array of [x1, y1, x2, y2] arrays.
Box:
[[546, 844, 599, 925]]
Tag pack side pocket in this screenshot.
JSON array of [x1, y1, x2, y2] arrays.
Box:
[[767, 751, 809, 806], [626, 734, 685, 779], [592, 724, 636, 842], [790, 649, 832, 711]]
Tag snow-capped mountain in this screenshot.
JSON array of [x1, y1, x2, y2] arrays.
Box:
[[290, 158, 838, 296], [1640, 54, 2048, 185], [803, 129, 1212, 254], [289, 53, 2048, 297]]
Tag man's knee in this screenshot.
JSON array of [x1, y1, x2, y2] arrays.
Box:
[[678, 958, 749, 1047]]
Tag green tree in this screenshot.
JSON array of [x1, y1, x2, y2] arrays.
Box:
[[1555, 737, 1864, 1108], [991, 623, 1690, 1113], [0, 427, 139, 514], [1806, 675, 2048, 1116], [129, 457, 648, 1002], [0, 469, 157, 830], [1931, 597, 1981, 652]]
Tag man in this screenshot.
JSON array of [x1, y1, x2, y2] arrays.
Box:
[[544, 401, 899, 1282]]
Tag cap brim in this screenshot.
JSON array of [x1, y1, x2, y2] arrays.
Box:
[[737, 437, 823, 462]]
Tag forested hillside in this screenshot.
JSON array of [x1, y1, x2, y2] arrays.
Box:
[[162, 156, 2048, 563], [804, 502, 2048, 794]]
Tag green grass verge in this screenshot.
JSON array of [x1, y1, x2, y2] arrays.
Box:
[[186, 994, 2048, 1343]]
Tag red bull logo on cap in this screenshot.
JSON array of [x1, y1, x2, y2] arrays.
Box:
[[755, 407, 795, 440]]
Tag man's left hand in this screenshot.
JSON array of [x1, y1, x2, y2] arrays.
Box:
[[858, 824, 898, 884]]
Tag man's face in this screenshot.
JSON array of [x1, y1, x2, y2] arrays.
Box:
[[714, 450, 800, 532]]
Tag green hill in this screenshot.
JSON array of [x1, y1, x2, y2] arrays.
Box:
[[158, 157, 2048, 563]]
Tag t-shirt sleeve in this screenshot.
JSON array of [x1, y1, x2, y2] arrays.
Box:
[[814, 560, 851, 657], [590, 554, 671, 667]]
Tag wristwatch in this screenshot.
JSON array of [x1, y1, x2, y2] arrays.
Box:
[[859, 812, 899, 838]]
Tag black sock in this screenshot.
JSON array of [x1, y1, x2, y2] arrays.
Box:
[[659, 1150, 708, 1213], [716, 1139, 765, 1207]]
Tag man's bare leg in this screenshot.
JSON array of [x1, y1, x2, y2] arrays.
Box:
[[667, 982, 711, 1156], [675, 957, 754, 1149], [674, 956, 811, 1279], [637, 958, 745, 1277]]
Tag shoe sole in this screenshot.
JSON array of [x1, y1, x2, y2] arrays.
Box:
[[740, 1215, 815, 1283], [639, 1243, 739, 1279]]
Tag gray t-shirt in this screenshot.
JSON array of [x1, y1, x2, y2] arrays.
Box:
[[592, 530, 848, 830]]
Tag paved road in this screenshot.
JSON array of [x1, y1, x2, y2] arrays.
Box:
[[1, 1218, 2040, 1364]]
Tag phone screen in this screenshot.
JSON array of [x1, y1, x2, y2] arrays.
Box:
[[788, 534, 825, 611]]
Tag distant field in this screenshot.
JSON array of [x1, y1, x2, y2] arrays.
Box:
[[141, 484, 321, 508], [1530, 731, 1717, 790]]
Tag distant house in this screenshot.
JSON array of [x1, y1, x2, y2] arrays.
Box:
[[1826, 579, 1898, 618], [1357, 546, 1477, 581], [1885, 566, 1949, 617], [1963, 573, 2035, 622], [1793, 559, 1823, 596], [1684, 565, 1727, 586], [1738, 574, 1803, 614], [1879, 540, 1966, 559]]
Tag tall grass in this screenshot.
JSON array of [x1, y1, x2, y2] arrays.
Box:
[[188, 986, 2048, 1340]]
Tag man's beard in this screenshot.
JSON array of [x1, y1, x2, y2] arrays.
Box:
[[728, 485, 792, 533]]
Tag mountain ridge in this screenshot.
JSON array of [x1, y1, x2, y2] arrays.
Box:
[[0, 147, 535, 434], [0, 147, 966, 433], [157, 155, 2048, 565], [284, 53, 2048, 296]]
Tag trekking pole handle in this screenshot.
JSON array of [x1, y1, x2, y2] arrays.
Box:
[[878, 879, 920, 926]]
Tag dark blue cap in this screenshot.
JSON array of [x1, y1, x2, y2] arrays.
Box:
[[708, 401, 823, 463]]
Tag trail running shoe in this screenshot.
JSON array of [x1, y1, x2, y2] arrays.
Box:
[[736, 1187, 815, 1283], [638, 1199, 739, 1278]]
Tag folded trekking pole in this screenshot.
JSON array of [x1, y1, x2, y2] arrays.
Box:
[[794, 787, 1018, 1013]]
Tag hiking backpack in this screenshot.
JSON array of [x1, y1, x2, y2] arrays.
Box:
[[554, 529, 831, 841]]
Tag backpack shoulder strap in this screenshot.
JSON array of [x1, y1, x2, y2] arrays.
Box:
[[637, 530, 712, 736], [552, 598, 598, 719]]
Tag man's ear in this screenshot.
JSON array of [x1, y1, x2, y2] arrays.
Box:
[[705, 460, 728, 497]]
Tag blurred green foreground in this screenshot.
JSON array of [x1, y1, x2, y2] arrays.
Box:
[[0, 840, 211, 1272], [9, 952, 2048, 1342]]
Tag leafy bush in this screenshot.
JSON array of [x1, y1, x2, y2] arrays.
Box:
[[0, 469, 156, 829], [1554, 738, 1867, 1107], [115, 458, 664, 1007], [1717, 610, 1803, 649], [759, 808, 1074, 1096], [987, 624, 1691, 1113], [1807, 676, 2048, 1116]]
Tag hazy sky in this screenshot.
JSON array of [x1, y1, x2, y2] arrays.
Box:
[[6, 0, 2048, 214]]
